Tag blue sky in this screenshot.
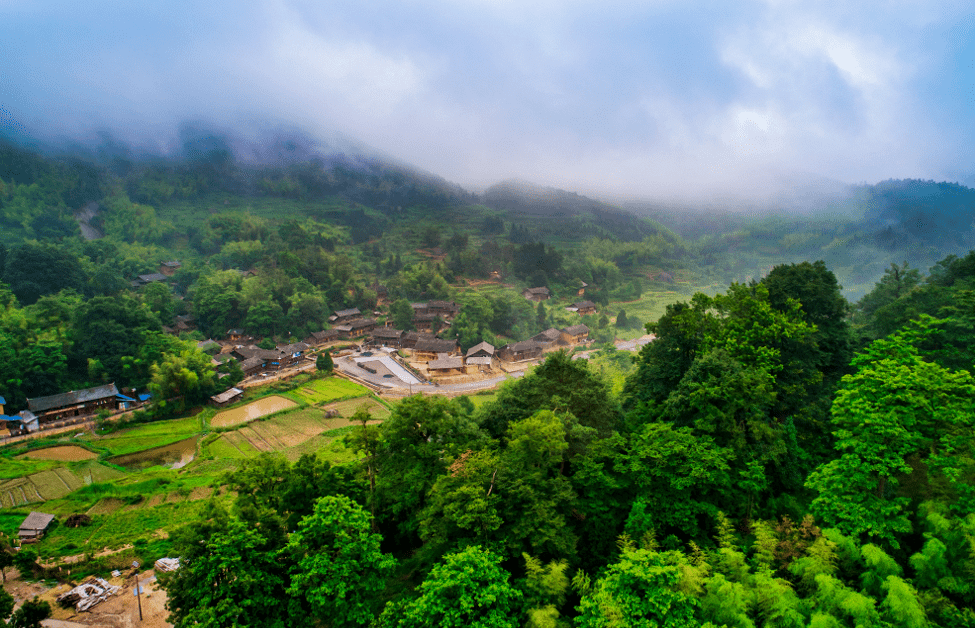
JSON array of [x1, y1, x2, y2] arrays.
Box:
[[1, 0, 973, 199]]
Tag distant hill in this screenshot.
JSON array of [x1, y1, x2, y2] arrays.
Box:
[[483, 179, 680, 244]]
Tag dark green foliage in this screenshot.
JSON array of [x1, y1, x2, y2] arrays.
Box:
[[478, 350, 618, 439], [286, 495, 395, 626], [316, 352, 333, 373], [8, 597, 50, 628], [378, 546, 522, 628], [3, 242, 87, 305]]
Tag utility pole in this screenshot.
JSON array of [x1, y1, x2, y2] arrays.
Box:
[[132, 561, 143, 621]]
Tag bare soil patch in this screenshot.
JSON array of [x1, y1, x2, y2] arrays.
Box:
[[188, 486, 212, 501], [211, 396, 297, 428], [16, 445, 97, 462]]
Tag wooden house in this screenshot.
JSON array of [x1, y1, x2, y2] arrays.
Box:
[[371, 328, 405, 347], [401, 332, 437, 349], [466, 341, 495, 360], [210, 387, 244, 407], [427, 355, 465, 376], [498, 340, 544, 362], [240, 357, 265, 376], [329, 308, 362, 324], [159, 261, 182, 276], [560, 324, 591, 345], [335, 318, 377, 339], [277, 342, 311, 367], [19, 512, 56, 543], [571, 300, 597, 315], [532, 328, 562, 347], [232, 347, 286, 370], [522, 287, 551, 301], [227, 329, 247, 342], [414, 338, 460, 361], [27, 383, 121, 424], [306, 329, 339, 346]]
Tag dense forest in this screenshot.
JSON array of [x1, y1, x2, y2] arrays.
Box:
[[3, 126, 975, 626]]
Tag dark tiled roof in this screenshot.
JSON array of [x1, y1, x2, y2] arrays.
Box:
[[574, 300, 597, 309], [19, 511, 55, 533], [373, 328, 404, 339], [415, 338, 458, 353], [466, 341, 495, 357], [278, 342, 310, 354], [349, 318, 377, 329], [334, 308, 361, 318], [138, 273, 168, 283], [28, 383, 120, 413], [504, 340, 543, 353], [563, 324, 590, 335], [533, 328, 561, 343], [428, 356, 464, 370]]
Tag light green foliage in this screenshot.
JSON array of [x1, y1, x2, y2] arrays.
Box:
[[381, 545, 522, 628], [149, 346, 217, 415], [420, 449, 502, 547], [287, 495, 395, 627], [620, 423, 733, 539], [880, 576, 927, 628], [860, 544, 902, 597], [807, 321, 975, 547], [576, 549, 700, 628]]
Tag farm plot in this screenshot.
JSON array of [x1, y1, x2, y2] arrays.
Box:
[[211, 396, 298, 428], [321, 397, 390, 421], [292, 378, 370, 406], [0, 477, 43, 508], [0, 462, 124, 508], [205, 432, 259, 459], [17, 446, 98, 462], [89, 415, 203, 456]]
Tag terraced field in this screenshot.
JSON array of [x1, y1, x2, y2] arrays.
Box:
[[0, 462, 125, 507]]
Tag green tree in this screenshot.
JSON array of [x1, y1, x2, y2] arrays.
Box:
[[389, 298, 415, 331], [576, 548, 700, 628], [0, 587, 12, 622], [8, 597, 50, 628], [379, 545, 522, 628], [615, 309, 628, 329], [162, 518, 291, 628], [478, 350, 618, 439], [807, 320, 975, 547], [3, 242, 87, 305], [148, 347, 217, 416], [375, 396, 487, 543], [287, 495, 395, 627], [316, 351, 333, 373]]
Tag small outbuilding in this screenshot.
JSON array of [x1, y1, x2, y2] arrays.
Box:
[[19, 511, 56, 542], [210, 388, 244, 407]]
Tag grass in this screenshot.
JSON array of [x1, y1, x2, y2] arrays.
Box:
[[84, 415, 205, 456], [0, 457, 61, 480], [466, 391, 499, 409], [291, 377, 372, 405]]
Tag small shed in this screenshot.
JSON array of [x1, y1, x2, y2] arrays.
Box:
[[211, 388, 244, 407], [19, 511, 56, 542]]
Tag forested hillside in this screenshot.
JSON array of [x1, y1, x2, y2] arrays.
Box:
[[160, 255, 975, 627], [3, 126, 975, 626]]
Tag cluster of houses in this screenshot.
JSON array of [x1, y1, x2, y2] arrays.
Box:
[[362, 323, 591, 377]]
